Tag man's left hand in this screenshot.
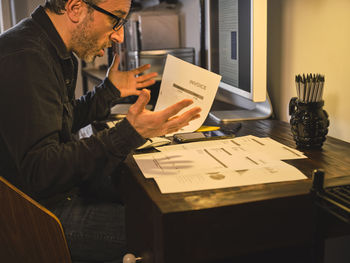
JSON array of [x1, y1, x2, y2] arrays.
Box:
[[107, 54, 158, 97]]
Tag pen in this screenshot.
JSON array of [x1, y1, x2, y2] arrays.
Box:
[[295, 75, 300, 99], [295, 73, 325, 103], [319, 76, 325, 101]]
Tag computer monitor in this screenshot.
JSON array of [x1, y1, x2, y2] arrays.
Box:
[[205, 0, 272, 123]]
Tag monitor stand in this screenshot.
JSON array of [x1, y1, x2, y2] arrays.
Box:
[[207, 87, 273, 124]]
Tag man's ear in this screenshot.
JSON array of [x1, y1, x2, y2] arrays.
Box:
[[65, 0, 85, 23]]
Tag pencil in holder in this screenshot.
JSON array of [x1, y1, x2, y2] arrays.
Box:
[[289, 97, 329, 149]]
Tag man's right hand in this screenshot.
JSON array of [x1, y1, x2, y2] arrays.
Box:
[[126, 89, 201, 138]]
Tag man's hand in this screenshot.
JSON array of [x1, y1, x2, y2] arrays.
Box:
[[126, 89, 202, 138], [107, 54, 158, 98]]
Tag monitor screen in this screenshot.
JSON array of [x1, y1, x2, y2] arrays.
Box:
[[206, 0, 267, 102]]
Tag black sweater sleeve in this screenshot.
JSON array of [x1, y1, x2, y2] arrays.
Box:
[[0, 49, 145, 200], [71, 77, 123, 132]]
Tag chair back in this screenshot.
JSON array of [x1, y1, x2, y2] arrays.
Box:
[[0, 176, 72, 263]]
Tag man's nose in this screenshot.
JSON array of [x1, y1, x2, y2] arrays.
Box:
[[110, 27, 124, 43]]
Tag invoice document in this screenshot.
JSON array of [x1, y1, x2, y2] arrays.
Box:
[[154, 55, 222, 134], [133, 136, 307, 194]]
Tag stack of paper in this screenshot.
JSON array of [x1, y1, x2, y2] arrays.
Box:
[[133, 135, 308, 194]]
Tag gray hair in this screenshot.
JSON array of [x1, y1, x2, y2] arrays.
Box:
[[44, 0, 105, 14]]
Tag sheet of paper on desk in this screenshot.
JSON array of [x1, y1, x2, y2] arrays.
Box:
[[133, 135, 308, 193], [134, 149, 229, 178], [155, 138, 237, 152], [231, 135, 307, 160], [134, 136, 306, 178], [154, 55, 222, 134], [156, 135, 306, 160], [134, 147, 276, 179], [153, 161, 307, 194]]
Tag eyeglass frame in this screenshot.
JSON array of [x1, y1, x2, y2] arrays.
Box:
[[82, 0, 128, 32]]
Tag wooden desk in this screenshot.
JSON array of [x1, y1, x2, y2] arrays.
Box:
[[121, 119, 350, 263]]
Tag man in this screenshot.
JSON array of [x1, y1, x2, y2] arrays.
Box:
[[0, 0, 201, 261]]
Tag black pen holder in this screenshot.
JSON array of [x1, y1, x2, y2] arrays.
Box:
[[289, 97, 329, 149]]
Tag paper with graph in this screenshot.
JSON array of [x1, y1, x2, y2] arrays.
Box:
[[133, 136, 307, 193]]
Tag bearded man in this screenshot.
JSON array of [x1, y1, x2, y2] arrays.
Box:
[[0, 0, 201, 261]]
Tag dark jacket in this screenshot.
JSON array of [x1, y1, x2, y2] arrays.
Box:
[[0, 6, 145, 203]]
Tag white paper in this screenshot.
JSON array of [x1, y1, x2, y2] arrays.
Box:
[[133, 135, 308, 193], [229, 135, 307, 160], [133, 136, 306, 179], [154, 162, 307, 194], [133, 149, 226, 178], [154, 55, 222, 134], [156, 135, 306, 160], [155, 138, 237, 152]]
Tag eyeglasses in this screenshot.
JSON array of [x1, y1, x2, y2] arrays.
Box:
[[82, 0, 128, 32]]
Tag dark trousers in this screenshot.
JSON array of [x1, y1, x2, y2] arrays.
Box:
[[50, 171, 127, 263]]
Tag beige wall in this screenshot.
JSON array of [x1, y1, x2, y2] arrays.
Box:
[[268, 0, 350, 142]]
